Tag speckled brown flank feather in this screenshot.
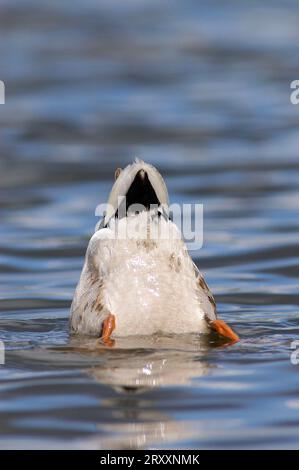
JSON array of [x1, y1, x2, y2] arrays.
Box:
[[198, 275, 217, 310], [193, 262, 239, 342], [193, 261, 217, 320]]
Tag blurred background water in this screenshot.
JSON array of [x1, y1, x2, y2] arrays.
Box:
[[1, 0, 299, 449]]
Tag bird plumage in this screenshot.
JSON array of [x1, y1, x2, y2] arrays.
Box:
[[70, 159, 222, 339]]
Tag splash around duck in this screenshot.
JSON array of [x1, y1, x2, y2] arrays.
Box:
[[70, 159, 239, 345]]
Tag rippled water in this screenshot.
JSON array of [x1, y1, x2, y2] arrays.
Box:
[[1, 0, 299, 449]]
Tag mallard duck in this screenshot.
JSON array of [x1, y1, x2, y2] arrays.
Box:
[[70, 159, 239, 345]]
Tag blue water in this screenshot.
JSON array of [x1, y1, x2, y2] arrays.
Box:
[[1, 0, 299, 449]]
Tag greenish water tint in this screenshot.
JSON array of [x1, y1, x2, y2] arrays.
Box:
[[1, 0, 299, 449]]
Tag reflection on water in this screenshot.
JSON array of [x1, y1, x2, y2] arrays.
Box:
[[80, 335, 213, 449], [1, 0, 299, 450], [4, 333, 219, 449], [5, 335, 215, 449], [78, 336, 213, 390]]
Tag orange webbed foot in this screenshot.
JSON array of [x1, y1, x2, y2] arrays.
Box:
[[100, 314, 116, 347], [210, 319, 239, 343]]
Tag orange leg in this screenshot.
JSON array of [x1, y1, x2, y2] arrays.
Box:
[[210, 319, 239, 343], [101, 314, 116, 347]]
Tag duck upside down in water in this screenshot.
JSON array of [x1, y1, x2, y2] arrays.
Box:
[[70, 159, 239, 345]]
